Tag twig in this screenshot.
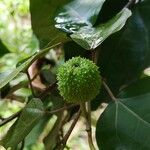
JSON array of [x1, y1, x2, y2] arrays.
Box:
[[26, 71, 36, 97], [38, 81, 57, 99], [0, 110, 21, 127], [59, 108, 81, 150], [5, 94, 25, 102], [80, 103, 96, 150], [87, 101, 95, 150], [102, 80, 116, 101], [124, 0, 136, 8], [91, 49, 97, 63], [5, 73, 39, 98], [45, 104, 78, 115]]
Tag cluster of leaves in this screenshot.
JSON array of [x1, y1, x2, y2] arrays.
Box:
[[0, 0, 150, 150]]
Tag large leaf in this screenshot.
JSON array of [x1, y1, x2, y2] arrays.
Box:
[[30, 0, 70, 47], [30, 0, 105, 47], [55, 0, 105, 33], [96, 94, 150, 150], [118, 77, 150, 98], [98, 0, 150, 95], [24, 115, 50, 148], [71, 8, 131, 50], [0, 98, 44, 149]]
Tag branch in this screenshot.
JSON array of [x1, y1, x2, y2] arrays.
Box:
[[5, 81, 28, 97], [27, 60, 46, 92], [80, 103, 96, 150], [45, 104, 77, 115], [0, 110, 21, 127], [5, 73, 40, 98], [59, 108, 81, 150], [38, 82, 57, 99]]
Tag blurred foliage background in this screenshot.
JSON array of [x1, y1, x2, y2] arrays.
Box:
[[0, 0, 38, 72], [0, 0, 39, 149]]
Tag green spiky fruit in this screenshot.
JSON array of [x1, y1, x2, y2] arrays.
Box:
[[57, 57, 101, 103]]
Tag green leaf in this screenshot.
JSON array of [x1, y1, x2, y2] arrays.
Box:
[[71, 8, 131, 50], [0, 42, 60, 89], [24, 115, 50, 147], [96, 94, 150, 150], [0, 98, 44, 150], [55, 0, 105, 33], [0, 56, 33, 89], [30, 0, 105, 47], [30, 0, 69, 47], [118, 77, 150, 98], [98, 0, 150, 95]]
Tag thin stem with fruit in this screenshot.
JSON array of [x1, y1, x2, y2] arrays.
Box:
[[80, 103, 96, 150]]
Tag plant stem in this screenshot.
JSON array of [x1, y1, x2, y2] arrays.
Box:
[[0, 110, 21, 127], [87, 101, 96, 150], [102, 80, 117, 101], [45, 104, 78, 115], [38, 81, 57, 99], [58, 108, 81, 150], [6, 81, 28, 98], [80, 103, 96, 150]]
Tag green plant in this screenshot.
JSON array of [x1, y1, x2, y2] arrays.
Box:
[[0, 0, 150, 150]]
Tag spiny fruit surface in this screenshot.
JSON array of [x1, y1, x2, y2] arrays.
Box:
[[57, 57, 101, 103]]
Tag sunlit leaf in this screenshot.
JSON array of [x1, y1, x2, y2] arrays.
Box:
[[55, 0, 105, 33], [0, 42, 60, 89], [71, 8, 131, 50]]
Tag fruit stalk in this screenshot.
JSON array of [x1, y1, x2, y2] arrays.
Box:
[[80, 103, 96, 150]]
